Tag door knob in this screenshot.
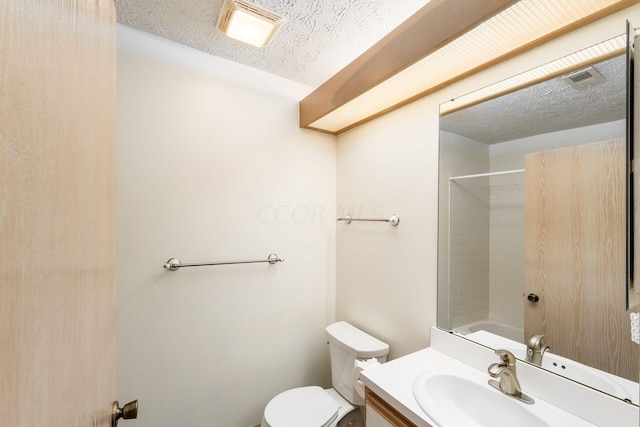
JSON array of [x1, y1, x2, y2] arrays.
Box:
[[112, 400, 138, 427], [527, 293, 540, 303]]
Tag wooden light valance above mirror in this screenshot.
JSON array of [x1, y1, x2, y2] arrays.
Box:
[[299, 0, 637, 135]]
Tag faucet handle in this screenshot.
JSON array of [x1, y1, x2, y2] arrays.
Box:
[[527, 334, 545, 349], [495, 349, 516, 367]]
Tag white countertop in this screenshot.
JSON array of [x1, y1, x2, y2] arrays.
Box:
[[359, 327, 637, 427], [360, 347, 467, 426]]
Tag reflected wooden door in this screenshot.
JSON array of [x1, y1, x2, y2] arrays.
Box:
[[524, 138, 637, 381], [0, 1, 117, 426]]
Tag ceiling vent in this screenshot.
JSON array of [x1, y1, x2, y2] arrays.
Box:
[[563, 66, 606, 89], [216, 0, 285, 48]]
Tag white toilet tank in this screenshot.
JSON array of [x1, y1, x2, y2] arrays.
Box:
[[325, 321, 389, 405]]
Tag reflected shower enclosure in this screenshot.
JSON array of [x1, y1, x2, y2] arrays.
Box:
[[447, 169, 525, 340]]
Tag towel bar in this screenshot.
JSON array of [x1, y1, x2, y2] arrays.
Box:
[[336, 214, 399, 226], [163, 253, 284, 271]]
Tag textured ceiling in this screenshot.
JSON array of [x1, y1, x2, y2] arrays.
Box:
[[439, 55, 626, 144], [115, 0, 429, 87]]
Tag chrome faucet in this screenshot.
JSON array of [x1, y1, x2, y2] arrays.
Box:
[[526, 334, 550, 366], [488, 349, 534, 404]]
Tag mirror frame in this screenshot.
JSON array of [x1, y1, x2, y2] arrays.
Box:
[[626, 20, 636, 310]]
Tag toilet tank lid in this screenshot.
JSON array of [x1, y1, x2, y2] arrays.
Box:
[[325, 321, 389, 358]]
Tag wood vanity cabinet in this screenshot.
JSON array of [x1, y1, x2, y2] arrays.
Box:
[[365, 388, 421, 427]]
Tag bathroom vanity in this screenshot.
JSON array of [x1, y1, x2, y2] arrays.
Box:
[[360, 327, 638, 427], [365, 390, 417, 427]]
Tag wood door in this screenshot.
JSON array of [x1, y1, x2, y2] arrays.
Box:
[[524, 138, 638, 381], [0, 1, 117, 426]]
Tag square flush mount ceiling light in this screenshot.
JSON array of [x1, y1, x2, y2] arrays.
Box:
[[216, 0, 285, 48]]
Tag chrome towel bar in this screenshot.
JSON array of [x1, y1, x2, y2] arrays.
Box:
[[449, 169, 524, 181], [336, 214, 400, 226], [163, 253, 284, 271]]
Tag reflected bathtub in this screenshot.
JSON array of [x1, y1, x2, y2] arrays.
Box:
[[453, 319, 524, 343]]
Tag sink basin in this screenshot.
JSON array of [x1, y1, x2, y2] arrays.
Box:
[[413, 369, 594, 427]]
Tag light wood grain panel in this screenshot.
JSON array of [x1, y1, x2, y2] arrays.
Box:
[[0, 1, 116, 426], [525, 138, 638, 381], [299, 0, 518, 127], [300, 1, 637, 132], [366, 388, 420, 427]]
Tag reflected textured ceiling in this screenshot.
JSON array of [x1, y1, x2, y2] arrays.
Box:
[[439, 55, 626, 144], [115, 0, 428, 86]]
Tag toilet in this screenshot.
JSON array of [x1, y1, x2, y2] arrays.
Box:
[[261, 321, 389, 427]]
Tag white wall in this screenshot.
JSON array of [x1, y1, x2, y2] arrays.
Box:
[[488, 175, 525, 328], [490, 119, 626, 171], [117, 26, 336, 427], [449, 177, 490, 328], [335, 5, 640, 359]]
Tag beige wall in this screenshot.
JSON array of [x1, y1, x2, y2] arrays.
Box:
[[115, 4, 640, 426], [335, 99, 440, 359], [117, 26, 336, 427], [335, 4, 640, 360]]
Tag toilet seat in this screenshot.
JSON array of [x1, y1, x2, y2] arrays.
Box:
[[263, 386, 339, 427]]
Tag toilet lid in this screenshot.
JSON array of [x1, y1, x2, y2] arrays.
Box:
[[264, 386, 339, 427]]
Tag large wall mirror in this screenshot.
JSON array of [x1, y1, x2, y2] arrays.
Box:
[[437, 29, 639, 405]]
